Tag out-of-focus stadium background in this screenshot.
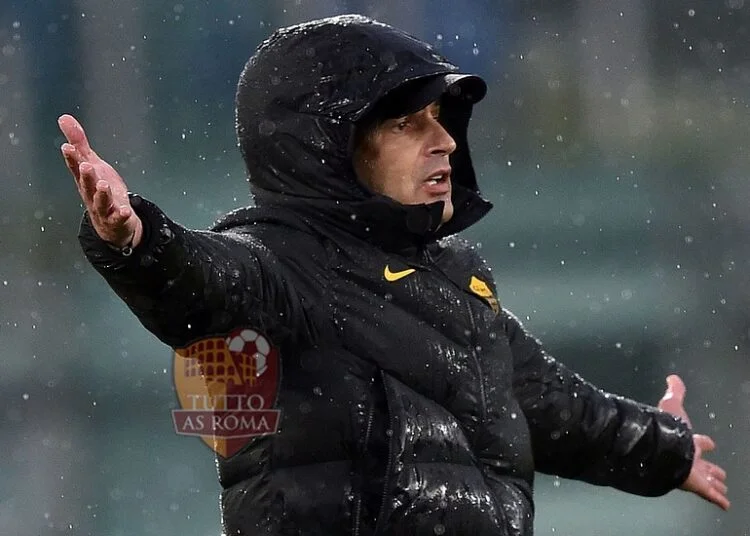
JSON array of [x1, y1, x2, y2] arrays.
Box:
[[1, 1, 749, 535]]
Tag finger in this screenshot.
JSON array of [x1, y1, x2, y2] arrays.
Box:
[[710, 464, 727, 482], [703, 485, 731, 511], [708, 474, 728, 497], [709, 488, 731, 511], [58, 114, 94, 158], [117, 203, 133, 221], [694, 434, 716, 453], [61, 143, 85, 182], [78, 162, 100, 206], [699, 459, 728, 485], [93, 180, 115, 219], [694, 470, 731, 511], [61, 144, 80, 181]]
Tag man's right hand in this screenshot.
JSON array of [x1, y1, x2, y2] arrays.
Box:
[[58, 114, 143, 249]]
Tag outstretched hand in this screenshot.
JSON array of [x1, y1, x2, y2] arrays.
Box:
[[58, 114, 142, 248], [658, 374, 730, 510]]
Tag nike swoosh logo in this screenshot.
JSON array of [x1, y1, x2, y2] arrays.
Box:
[[384, 265, 416, 282]]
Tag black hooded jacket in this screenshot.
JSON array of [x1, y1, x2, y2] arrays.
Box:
[[79, 15, 694, 536]]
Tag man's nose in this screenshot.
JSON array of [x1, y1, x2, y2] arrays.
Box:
[[429, 121, 457, 156]]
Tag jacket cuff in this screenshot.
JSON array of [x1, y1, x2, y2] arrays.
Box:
[[653, 411, 696, 494], [77, 193, 178, 272], [624, 408, 696, 497]]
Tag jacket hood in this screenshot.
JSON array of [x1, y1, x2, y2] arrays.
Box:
[[224, 14, 492, 249]]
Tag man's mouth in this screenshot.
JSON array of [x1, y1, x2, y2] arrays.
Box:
[[425, 174, 448, 186], [423, 169, 451, 194]]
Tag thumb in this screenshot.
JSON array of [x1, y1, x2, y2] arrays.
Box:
[[662, 374, 686, 404], [658, 374, 691, 427]]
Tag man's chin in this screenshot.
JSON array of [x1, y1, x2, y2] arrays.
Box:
[[440, 204, 454, 225]]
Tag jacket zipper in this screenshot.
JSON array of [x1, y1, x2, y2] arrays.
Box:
[[373, 370, 396, 536], [465, 299, 489, 431], [353, 402, 375, 536]]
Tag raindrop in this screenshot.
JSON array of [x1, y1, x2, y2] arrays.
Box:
[[258, 120, 276, 136], [687, 8, 696, 16], [313, 386, 322, 396], [22, 393, 29, 400], [434, 524, 446, 535]]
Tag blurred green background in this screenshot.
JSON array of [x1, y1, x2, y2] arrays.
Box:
[[1, 1, 749, 535]]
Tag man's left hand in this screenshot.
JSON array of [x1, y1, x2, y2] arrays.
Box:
[[658, 374, 731, 510]]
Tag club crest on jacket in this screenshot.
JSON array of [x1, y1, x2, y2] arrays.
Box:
[[469, 275, 500, 313]]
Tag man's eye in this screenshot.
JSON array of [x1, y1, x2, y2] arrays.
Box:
[[395, 119, 409, 130]]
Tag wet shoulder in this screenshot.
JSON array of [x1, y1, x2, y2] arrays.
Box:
[[435, 234, 494, 282]]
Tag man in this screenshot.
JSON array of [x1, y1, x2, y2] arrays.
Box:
[[59, 14, 729, 536]]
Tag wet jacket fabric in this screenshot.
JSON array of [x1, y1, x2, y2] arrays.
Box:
[[79, 15, 694, 536]]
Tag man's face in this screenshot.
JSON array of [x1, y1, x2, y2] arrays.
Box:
[[353, 101, 457, 224]]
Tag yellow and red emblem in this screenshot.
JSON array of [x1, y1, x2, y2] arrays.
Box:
[[469, 275, 500, 314], [172, 328, 281, 458]]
